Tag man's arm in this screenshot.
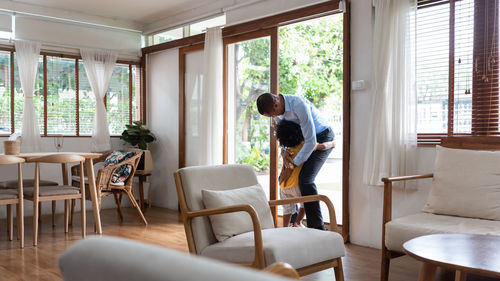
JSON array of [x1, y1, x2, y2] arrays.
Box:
[[293, 102, 317, 166]]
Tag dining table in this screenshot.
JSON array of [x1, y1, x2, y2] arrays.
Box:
[[10, 152, 103, 234]]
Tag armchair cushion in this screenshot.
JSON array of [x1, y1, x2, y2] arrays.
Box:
[[103, 151, 137, 184], [422, 145, 500, 220], [0, 189, 18, 199], [385, 212, 500, 253], [202, 184, 274, 242], [201, 227, 345, 269]]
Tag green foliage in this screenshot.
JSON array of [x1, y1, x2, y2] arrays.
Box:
[[239, 146, 270, 172], [120, 121, 156, 150]]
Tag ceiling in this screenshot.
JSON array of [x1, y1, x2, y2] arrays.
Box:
[[1, 0, 256, 31]]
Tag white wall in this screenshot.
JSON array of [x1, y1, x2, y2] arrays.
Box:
[[348, 0, 436, 248], [147, 48, 179, 209], [0, 137, 132, 219]]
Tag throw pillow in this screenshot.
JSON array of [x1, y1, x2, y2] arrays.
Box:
[[202, 184, 274, 242], [103, 151, 137, 184], [422, 145, 500, 220]]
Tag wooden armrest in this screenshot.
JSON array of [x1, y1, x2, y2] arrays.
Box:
[[264, 262, 300, 280], [186, 204, 265, 269], [269, 194, 339, 232], [381, 174, 433, 183]]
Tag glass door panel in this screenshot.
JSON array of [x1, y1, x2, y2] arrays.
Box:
[[279, 14, 344, 224], [227, 36, 271, 198]]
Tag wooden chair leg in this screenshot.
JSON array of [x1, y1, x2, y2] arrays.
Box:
[[125, 190, 148, 225], [418, 262, 437, 281], [52, 201, 56, 226], [334, 258, 344, 281], [17, 201, 24, 248], [38, 202, 42, 224], [70, 199, 76, 226], [381, 247, 390, 281], [139, 176, 145, 211], [7, 204, 13, 241], [113, 192, 124, 222], [81, 198, 86, 238], [64, 200, 69, 233], [33, 201, 39, 246]]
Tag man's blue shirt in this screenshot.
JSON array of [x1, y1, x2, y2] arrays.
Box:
[[274, 94, 330, 166]]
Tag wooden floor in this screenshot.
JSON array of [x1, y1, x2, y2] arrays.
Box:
[[0, 207, 498, 281]]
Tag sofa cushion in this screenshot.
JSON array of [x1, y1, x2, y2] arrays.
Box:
[[201, 227, 345, 269], [202, 184, 274, 242], [422, 145, 500, 220], [385, 212, 500, 253], [103, 151, 136, 184]]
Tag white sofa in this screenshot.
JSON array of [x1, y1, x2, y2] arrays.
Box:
[[380, 136, 500, 281], [58, 237, 296, 281]]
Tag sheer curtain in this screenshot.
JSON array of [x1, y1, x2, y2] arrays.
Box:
[[15, 40, 42, 152], [363, 0, 417, 186], [200, 27, 223, 165], [80, 48, 118, 152]]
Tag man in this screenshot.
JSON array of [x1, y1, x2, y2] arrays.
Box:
[[257, 93, 334, 230]]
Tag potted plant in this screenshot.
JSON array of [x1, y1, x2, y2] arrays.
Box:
[[120, 121, 156, 173]]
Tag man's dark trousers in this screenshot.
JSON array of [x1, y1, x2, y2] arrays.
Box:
[[298, 127, 334, 230]]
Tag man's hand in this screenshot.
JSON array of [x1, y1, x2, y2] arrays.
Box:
[[316, 140, 335, 151]]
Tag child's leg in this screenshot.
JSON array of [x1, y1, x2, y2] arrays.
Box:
[[283, 214, 292, 227], [296, 206, 306, 224]]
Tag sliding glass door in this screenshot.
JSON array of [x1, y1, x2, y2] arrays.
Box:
[[226, 35, 272, 194]]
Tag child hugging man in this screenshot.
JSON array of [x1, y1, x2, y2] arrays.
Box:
[[276, 120, 335, 227]]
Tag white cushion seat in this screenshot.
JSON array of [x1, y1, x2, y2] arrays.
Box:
[[385, 212, 500, 253], [23, 186, 80, 197], [0, 189, 18, 199], [201, 227, 345, 269]]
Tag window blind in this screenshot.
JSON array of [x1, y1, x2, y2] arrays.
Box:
[[46, 56, 76, 135]]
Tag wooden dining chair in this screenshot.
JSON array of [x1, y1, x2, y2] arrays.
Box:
[[24, 154, 86, 246], [0, 155, 25, 248]]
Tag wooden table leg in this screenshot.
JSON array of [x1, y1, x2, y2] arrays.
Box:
[[84, 159, 102, 234], [455, 270, 467, 281], [139, 175, 145, 211], [418, 263, 437, 281]]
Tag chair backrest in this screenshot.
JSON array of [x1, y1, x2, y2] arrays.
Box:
[[175, 164, 259, 254], [0, 155, 25, 165], [441, 136, 500, 150]]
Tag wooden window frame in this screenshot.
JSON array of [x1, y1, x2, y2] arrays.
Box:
[[0, 48, 142, 138], [417, 0, 500, 145], [172, 0, 351, 241]]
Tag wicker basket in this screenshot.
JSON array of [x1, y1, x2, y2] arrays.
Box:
[[4, 140, 20, 155]]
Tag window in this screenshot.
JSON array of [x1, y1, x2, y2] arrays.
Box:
[[148, 14, 226, 46], [0, 51, 141, 136], [416, 0, 498, 144]]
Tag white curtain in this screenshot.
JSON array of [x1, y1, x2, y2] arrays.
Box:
[[80, 48, 118, 152], [363, 0, 417, 186], [16, 40, 41, 152], [200, 27, 223, 165]]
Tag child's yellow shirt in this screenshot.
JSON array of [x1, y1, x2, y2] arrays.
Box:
[[280, 142, 304, 189]]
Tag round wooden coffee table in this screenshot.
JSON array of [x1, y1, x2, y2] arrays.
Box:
[[403, 234, 500, 281]]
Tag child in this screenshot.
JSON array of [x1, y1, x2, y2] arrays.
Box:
[[276, 120, 335, 227]]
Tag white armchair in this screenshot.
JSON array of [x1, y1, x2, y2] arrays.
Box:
[[58, 237, 299, 281], [174, 164, 345, 279]]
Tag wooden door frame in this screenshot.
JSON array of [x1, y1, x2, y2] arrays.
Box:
[[176, 1, 351, 242]]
